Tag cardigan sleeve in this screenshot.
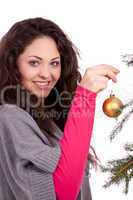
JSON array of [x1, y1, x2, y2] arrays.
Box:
[[0, 105, 61, 173], [0, 105, 62, 199]]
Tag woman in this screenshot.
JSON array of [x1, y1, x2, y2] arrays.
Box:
[[0, 17, 119, 200]]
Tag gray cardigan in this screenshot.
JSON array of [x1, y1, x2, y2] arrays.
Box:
[[0, 104, 92, 200]]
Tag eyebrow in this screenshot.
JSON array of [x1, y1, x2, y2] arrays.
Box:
[[29, 56, 60, 61]]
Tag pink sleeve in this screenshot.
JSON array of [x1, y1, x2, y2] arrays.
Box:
[[53, 84, 97, 200]]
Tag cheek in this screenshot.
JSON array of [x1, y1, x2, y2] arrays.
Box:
[[51, 67, 61, 81], [19, 65, 37, 81], [55, 67, 61, 80]]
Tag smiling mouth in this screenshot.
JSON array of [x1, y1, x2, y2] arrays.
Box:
[[33, 81, 51, 89]]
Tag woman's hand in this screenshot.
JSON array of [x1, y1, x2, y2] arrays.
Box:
[[79, 64, 120, 93]]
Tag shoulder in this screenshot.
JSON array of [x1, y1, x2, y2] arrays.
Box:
[[0, 104, 29, 117], [0, 104, 34, 124], [0, 104, 43, 140]]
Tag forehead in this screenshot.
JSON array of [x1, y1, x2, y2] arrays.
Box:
[[21, 36, 60, 59]]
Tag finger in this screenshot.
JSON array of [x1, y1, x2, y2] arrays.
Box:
[[95, 64, 120, 74], [96, 68, 120, 78], [105, 71, 117, 82]]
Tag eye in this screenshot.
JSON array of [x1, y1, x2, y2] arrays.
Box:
[[28, 60, 40, 67], [50, 61, 61, 67]]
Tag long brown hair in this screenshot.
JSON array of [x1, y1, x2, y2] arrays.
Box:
[[0, 17, 82, 131]]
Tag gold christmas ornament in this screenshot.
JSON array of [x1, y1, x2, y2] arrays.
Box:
[[102, 94, 124, 118]]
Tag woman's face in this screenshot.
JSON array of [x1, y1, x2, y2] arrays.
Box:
[[17, 36, 61, 98]]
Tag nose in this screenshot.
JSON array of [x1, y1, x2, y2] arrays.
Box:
[[39, 65, 50, 79]]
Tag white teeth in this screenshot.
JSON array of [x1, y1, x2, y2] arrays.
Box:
[[34, 82, 50, 88], [35, 82, 49, 86], [38, 83, 48, 86]]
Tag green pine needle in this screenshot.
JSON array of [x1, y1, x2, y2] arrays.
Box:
[[101, 155, 133, 194]]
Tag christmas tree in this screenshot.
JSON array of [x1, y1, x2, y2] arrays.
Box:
[[101, 54, 133, 194]]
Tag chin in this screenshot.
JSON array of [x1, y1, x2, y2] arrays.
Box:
[[34, 89, 51, 99]]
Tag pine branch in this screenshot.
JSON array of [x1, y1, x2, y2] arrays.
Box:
[[110, 108, 133, 141], [121, 54, 133, 67], [88, 145, 101, 170], [125, 143, 133, 152], [101, 155, 133, 194]]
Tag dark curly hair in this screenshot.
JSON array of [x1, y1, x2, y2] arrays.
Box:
[[0, 17, 82, 131]]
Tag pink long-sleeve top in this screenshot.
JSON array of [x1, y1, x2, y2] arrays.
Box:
[[53, 84, 97, 200]]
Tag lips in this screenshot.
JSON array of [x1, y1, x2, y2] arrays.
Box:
[[33, 81, 51, 89]]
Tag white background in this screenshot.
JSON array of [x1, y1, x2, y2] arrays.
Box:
[[1, 0, 133, 199]]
